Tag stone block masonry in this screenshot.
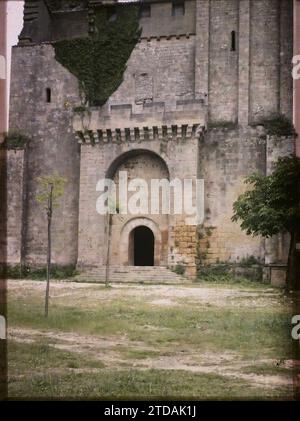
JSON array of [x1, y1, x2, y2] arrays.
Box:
[[9, 44, 81, 266], [6, 0, 296, 282], [6, 150, 24, 265]]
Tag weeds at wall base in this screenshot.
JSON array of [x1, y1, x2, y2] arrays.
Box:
[[6, 265, 78, 280]]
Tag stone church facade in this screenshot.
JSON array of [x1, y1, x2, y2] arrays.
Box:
[[7, 0, 296, 282]]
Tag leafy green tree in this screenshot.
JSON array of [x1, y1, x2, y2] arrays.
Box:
[[232, 156, 300, 290], [36, 173, 67, 316]]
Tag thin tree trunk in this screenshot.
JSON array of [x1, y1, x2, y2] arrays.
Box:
[[45, 184, 53, 317], [105, 213, 112, 288], [286, 231, 299, 291]]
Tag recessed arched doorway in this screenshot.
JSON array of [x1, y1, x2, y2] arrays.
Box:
[[129, 226, 155, 266], [120, 217, 163, 266]]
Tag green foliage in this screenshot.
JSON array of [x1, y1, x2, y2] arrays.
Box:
[[6, 265, 77, 280], [197, 266, 264, 287], [197, 274, 254, 286], [239, 256, 261, 267], [197, 261, 264, 284], [54, 5, 141, 106], [5, 265, 23, 279], [198, 264, 231, 278], [257, 114, 296, 137], [36, 172, 67, 208], [107, 198, 120, 214], [2, 131, 30, 149], [196, 225, 215, 267], [232, 156, 300, 237], [73, 105, 88, 113], [172, 264, 186, 276]]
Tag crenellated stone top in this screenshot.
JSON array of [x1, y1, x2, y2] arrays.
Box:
[[73, 99, 206, 144]]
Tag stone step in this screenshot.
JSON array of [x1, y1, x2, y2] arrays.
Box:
[[74, 265, 190, 284]]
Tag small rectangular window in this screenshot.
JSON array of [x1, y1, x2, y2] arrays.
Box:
[[140, 4, 151, 18], [172, 1, 185, 17], [46, 88, 51, 103], [231, 31, 236, 51]]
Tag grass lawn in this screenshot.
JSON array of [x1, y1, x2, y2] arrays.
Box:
[[7, 279, 298, 399]]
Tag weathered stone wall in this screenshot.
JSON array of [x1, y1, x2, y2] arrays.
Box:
[[194, 0, 293, 125], [140, 0, 196, 38], [19, 0, 52, 44], [77, 136, 200, 275], [8, 0, 295, 277], [108, 36, 196, 112], [279, 0, 294, 119], [51, 10, 88, 41], [109, 0, 293, 126], [20, 0, 197, 44], [198, 127, 266, 264], [208, 0, 239, 123], [111, 153, 169, 266], [6, 150, 25, 265], [9, 44, 81, 266], [17, 0, 294, 125], [249, 0, 280, 122], [198, 128, 295, 266], [249, 0, 293, 123]]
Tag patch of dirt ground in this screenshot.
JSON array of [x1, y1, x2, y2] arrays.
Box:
[[8, 279, 288, 309], [7, 280, 297, 393], [9, 326, 294, 389]]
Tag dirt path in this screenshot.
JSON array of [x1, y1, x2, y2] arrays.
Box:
[[8, 326, 294, 390]]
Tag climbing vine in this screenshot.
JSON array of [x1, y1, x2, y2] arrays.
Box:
[[53, 4, 141, 106], [2, 131, 30, 149], [255, 114, 297, 137]]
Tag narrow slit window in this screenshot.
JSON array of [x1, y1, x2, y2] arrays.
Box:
[[46, 88, 51, 103], [231, 31, 236, 51], [172, 1, 185, 17]]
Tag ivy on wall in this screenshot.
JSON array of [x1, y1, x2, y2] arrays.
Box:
[[255, 114, 297, 137], [1, 131, 30, 149], [53, 5, 141, 106]]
